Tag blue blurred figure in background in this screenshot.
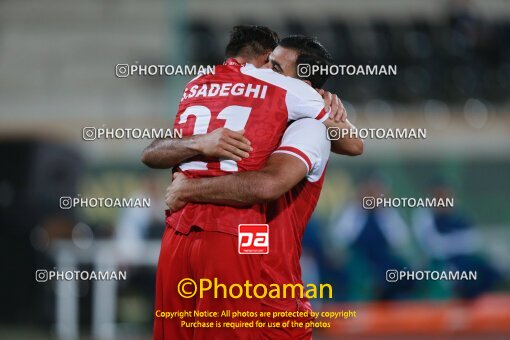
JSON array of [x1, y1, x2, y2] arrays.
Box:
[[329, 174, 414, 301]]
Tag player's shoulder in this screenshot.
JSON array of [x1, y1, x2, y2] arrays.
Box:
[[281, 118, 330, 161], [291, 118, 330, 159], [286, 118, 327, 135], [281, 118, 330, 182], [240, 65, 321, 99]]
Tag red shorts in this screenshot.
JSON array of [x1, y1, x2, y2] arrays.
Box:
[[153, 226, 262, 340]]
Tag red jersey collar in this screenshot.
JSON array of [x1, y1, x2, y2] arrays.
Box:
[[223, 58, 245, 66]]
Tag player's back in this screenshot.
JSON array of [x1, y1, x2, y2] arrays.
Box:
[[168, 59, 328, 235], [175, 61, 289, 176], [261, 119, 330, 311]]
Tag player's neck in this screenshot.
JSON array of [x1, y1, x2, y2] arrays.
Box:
[[232, 56, 248, 64], [224, 57, 248, 67]]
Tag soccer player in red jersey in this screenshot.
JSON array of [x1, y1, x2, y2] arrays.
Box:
[[144, 26, 362, 339]]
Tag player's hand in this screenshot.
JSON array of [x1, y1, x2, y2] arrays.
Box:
[[165, 173, 189, 212], [193, 128, 252, 161], [317, 89, 347, 122]]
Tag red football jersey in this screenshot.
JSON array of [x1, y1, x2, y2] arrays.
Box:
[[260, 119, 331, 312], [167, 59, 328, 235]]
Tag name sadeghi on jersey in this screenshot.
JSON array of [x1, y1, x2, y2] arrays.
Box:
[[181, 82, 268, 101]]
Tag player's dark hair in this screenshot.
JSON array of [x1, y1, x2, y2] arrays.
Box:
[[279, 35, 333, 88], [225, 25, 279, 60]]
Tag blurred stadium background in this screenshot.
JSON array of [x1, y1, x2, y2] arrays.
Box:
[[1, 0, 510, 339]]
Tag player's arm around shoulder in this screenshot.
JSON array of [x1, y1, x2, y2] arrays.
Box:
[[323, 117, 364, 156], [315, 89, 364, 156], [165, 153, 308, 211], [226, 117, 332, 201], [286, 80, 364, 156]]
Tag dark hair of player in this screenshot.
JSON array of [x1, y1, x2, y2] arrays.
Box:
[[225, 25, 280, 60], [279, 35, 333, 88]]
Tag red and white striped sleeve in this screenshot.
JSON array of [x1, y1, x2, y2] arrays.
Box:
[[272, 118, 331, 182], [284, 83, 329, 122]]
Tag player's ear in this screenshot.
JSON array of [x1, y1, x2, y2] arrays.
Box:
[[252, 51, 272, 68], [262, 51, 271, 63]]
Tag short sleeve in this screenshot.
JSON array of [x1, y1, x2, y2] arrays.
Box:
[[285, 83, 329, 122]]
